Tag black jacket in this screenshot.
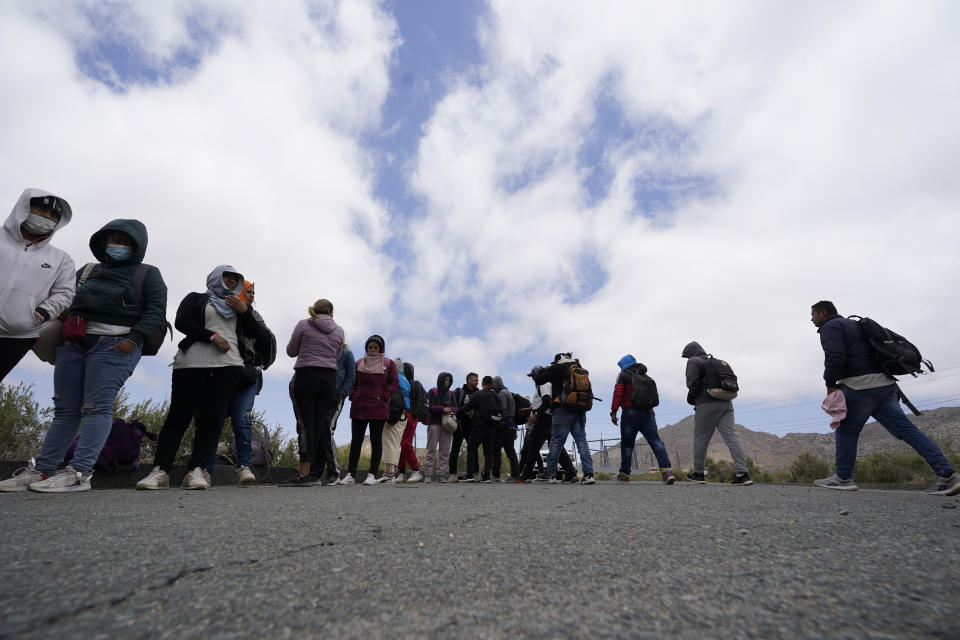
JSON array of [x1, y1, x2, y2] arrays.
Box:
[[818, 314, 881, 387], [457, 388, 502, 428], [174, 292, 261, 354]]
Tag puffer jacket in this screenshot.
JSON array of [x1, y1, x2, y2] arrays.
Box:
[[818, 314, 881, 387], [349, 356, 399, 420], [287, 315, 344, 370], [0, 188, 76, 338], [611, 359, 649, 413]]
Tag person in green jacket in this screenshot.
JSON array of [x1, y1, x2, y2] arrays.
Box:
[[0, 219, 167, 493]]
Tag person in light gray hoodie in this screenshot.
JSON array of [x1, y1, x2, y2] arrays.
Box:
[[283, 299, 344, 486], [682, 341, 752, 486], [0, 188, 75, 381], [492, 376, 522, 481]]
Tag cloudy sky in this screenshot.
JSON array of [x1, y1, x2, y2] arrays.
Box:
[[4, 0, 959, 448]]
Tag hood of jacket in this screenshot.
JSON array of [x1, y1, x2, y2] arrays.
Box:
[[436, 371, 453, 391], [5, 188, 73, 245], [492, 376, 505, 392], [89, 219, 148, 266], [308, 315, 339, 334], [617, 354, 637, 371], [402, 361, 414, 381], [682, 341, 706, 358]]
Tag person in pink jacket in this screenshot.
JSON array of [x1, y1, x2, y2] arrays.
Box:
[[338, 334, 398, 486], [282, 299, 344, 487]]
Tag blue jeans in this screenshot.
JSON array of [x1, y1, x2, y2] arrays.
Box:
[[836, 384, 955, 479], [36, 336, 142, 475], [620, 407, 671, 474], [204, 381, 258, 469], [545, 407, 593, 476]]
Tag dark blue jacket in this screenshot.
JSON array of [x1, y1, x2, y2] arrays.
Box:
[[818, 314, 881, 387]]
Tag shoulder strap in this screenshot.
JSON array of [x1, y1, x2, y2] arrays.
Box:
[[132, 263, 151, 297], [78, 262, 96, 287]]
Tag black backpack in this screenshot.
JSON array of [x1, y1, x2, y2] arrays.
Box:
[[512, 393, 531, 423], [410, 380, 429, 422], [388, 388, 406, 423], [479, 389, 503, 425], [629, 370, 660, 409], [849, 315, 934, 377], [703, 356, 739, 400]]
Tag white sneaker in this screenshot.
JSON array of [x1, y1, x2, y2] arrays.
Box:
[[380, 475, 397, 484], [336, 473, 355, 485], [237, 466, 257, 485], [0, 459, 45, 492], [28, 466, 92, 493], [407, 470, 423, 483], [395, 473, 407, 483], [362, 474, 377, 486], [137, 466, 169, 490], [181, 467, 209, 490]]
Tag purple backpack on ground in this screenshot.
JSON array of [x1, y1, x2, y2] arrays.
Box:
[[64, 418, 158, 471]]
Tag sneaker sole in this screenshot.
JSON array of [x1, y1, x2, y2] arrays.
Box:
[[0, 485, 31, 493], [732, 480, 754, 486], [814, 483, 857, 491], [29, 483, 91, 493], [136, 483, 169, 490]]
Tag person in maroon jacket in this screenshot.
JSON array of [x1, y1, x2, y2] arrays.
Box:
[[338, 334, 398, 486]]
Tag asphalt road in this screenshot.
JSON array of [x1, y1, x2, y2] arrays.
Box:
[[1, 481, 958, 639]]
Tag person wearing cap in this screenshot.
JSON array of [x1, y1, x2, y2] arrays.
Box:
[[281, 298, 344, 487], [137, 266, 257, 490], [0, 189, 75, 381], [532, 352, 596, 484], [1, 218, 167, 493], [518, 366, 577, 481], [338, 334, 399, 485]]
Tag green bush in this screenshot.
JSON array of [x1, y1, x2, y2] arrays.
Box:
[[790, 452, 831, 483], [0, 383, 52, 459], [853, 451, 933, 484]]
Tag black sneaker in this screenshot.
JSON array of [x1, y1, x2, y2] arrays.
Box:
[[562, 473, 579, 483], [580, 474, 596, 485], [686, 472, 706, 484], [280, 474, 313, 487], [731, 473, 753, 486]]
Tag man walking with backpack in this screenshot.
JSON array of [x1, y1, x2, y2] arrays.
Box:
[[610, 355, 675, 484], [532, 353, 595, 484], [810, 301, 960, 494], [682, 342, 752, 486]]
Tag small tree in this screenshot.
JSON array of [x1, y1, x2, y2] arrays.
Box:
[[0, 383, 52, 460], [789, 452, 830, 483]]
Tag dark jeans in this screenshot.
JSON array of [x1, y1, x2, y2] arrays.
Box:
[[155, 366, 243, 473], [835, 384, 955, 479], [448, 419, 472, 475], [0, 337, 34, 382], [467, 424, 496, 479], [290, 367, 337, 470], [520, 414, 576, 478], [492, 420, 520, 478], [349, 418, 384, 476], [619, 407, 672, 474]]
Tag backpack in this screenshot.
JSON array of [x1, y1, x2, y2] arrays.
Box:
[[411, 380, 429, 422], [703, 356, 739, 400], [513, 393, 531, 423], [388, 387, 406, 423], [250, 420, 273, 466], [64, 417, 157, 471], [849, 315, 934, 377], [629, 370, 660, 409], [554, 363, 594, 411]]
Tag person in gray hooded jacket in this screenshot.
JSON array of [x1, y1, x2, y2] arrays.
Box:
[[0, 188, 76, 381], [682, 341, 752, 486], [492, 376, 522, 481]]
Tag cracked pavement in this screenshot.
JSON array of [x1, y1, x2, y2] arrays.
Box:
[[1, 481, 958, 639]]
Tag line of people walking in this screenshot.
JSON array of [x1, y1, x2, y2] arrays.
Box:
[[1, 188, 958, 497]]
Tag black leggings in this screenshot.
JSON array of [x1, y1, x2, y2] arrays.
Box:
[[348, 418, 384, 476], [155, 366, 243, 472], [290, 367, 337, 469], [0, 337, 35, 383]]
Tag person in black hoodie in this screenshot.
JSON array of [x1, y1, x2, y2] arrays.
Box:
[[449, 372, 479, 481], [138, 265, 260, 491], [457, 375, 502, 482], [1, 219, 167, 493]]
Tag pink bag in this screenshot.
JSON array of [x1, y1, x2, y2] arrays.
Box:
[[821, 389, 847, 430]]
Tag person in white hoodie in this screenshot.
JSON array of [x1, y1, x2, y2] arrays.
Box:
[[0, 188, 75, 381]]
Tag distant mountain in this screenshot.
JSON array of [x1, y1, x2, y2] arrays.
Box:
[[592, 406, 960, 472]]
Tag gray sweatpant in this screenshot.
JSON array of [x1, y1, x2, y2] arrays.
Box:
[[693, 400, 748, 474]]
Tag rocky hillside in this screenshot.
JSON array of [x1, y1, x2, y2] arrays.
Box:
[[593, 406, 960, 472]]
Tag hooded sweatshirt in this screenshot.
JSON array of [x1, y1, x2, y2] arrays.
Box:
[[286, 315, 344, 369], [70, 219, 168, 346], [428, 372, 456, 423], [682, 341, 721, 405], [0, 188, 76, 338], [492, 376, 516, 424]]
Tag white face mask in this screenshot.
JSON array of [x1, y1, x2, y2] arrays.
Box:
[[21, 213, 58, 236]]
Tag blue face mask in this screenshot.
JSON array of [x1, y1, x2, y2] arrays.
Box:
[[105, 244, 133, 261]]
